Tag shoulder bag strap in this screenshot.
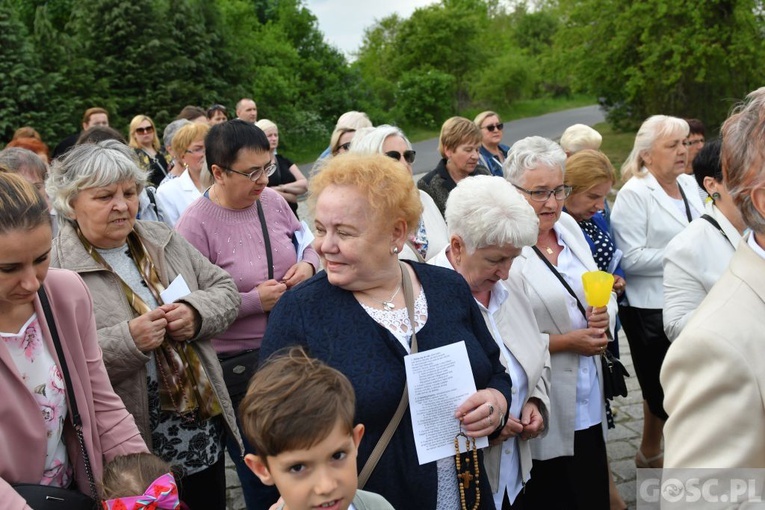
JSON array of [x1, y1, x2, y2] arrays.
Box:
[[256, 200, 274, 280], [701, 213, 733, 247], [532, 246, 588, 321], [358, 262, 418, 488], [678, 185, 693, 223], [37, 286, 98, 500]]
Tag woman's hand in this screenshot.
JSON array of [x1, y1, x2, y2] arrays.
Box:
[[586, 305, 609, 330], [128, 308, 168, 352], [489, 415, 524, 445], [564, 328, 608, 356], [282, 261, 314, 288], [520, 399, 545, 440], [613, 274, 626, 296], [257, 279, 288, 311], [160, 302, 201, 342], [455, 388, 508, 438]]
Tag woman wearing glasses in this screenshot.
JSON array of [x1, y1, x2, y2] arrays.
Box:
[[175, 120, 319, 510], [506, 136, 617, 509], [350, 125, 448, 261], [475, 111, 508, 177], [129, 115, 171, 188], [155, 122, 212, 226], [255, 119, 308, 219], [418, 117, 490, 216]]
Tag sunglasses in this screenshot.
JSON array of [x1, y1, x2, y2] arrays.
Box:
[[135, 125, 155, 135], [385, 150, 416, 164], [482, 122, 504, 132]]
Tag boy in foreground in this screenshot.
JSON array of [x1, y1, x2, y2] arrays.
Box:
[[240, 348, 394, 510]]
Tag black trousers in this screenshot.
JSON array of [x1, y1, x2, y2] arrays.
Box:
[[618, 305, 670, 420], [523, 424, 609, 510], [178, 455, 226, 510]]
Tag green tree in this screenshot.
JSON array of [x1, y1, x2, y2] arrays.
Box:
[[554, 0, 765, 130], [0, 0, 52, 143]]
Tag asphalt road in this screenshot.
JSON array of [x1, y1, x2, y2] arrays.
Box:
[[298, 104, 605, 177]]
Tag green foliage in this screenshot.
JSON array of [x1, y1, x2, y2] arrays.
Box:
[[0, 0, 52, 142], [554, 0, 765, 130], [394, 69, 456, 128]]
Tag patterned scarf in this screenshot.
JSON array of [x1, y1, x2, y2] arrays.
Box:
[[76, 227, 222, 421]]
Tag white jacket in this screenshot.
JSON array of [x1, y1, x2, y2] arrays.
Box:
[[611, 171, 704, 308], [662, 202, 742, 341]]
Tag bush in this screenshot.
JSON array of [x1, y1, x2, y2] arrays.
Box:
[[394, 69, 456, 129]]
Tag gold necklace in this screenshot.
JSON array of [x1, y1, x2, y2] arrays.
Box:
[[455, 431, 480, 510]]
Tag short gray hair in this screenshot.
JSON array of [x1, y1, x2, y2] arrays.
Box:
[[349, 125, 412, 154], [163, 119, 191, 150], [503, 136, 566, 186], [620, 115, 689, 181], [445, 175, 538, 253], [47, 140, 147, 222], [722, 87, 765, 234], [255, 119, 277, 133], [0, 147, 47, 180]]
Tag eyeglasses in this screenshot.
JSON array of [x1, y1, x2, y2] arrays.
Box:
[[385, 150, 416, 164], [513, 184, 572, 202], [482, 123, 504, 132], [223, 163, 278, 182], [683, 139, 705, 147], [135, 125, 154, 135], [207, 104, 227, 115], [185, 146, 205, 155]]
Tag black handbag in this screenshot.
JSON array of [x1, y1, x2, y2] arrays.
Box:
[[219, 349, 260, 400], [532, 247, 630, 401], [12, 287, 99, 509]]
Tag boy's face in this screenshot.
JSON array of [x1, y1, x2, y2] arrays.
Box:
[[246, 421, 364, 510]]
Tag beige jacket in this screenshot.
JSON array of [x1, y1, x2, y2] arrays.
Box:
[[51, 220, 244, 454]]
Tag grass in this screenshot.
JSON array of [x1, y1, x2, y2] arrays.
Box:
[[594, 121, 637, 182]]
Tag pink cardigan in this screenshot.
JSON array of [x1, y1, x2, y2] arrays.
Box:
[[0, 269, 148, 510]]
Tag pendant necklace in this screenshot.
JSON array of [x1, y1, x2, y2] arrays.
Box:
[[381, 282, 401, 311], [455, 428, 480, 510]]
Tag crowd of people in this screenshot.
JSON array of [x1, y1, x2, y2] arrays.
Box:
[[1, 87, 765, 510]]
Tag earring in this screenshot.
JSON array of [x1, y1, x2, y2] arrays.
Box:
[[712, 192, 721, 201], [392, 246, 399, 255]]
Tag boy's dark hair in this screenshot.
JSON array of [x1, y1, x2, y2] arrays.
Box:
[[240, 347, 356, 463], [205, 119, 269, 171]]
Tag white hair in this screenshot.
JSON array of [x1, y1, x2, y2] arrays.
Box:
[[349, 125, 412, 154], [621, 115, 689, 181], [560, 124, 602, 154], [503, 136, 567, 186], [445, 175, 538, 253], [255, 119, 277, 133], [47, 139, 147, 222]]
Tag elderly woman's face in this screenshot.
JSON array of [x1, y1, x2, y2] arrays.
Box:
[[71, 180, 138, 249], [645, 134, 688, 179], [456, 242, 521, 294], [313, 184, 395, 291], [382, 135, 412, 175], [445, 142, 480, 175], [518, 165, 565, 233], [565, 180, 612, 222], [479, 115, 503, 147], [181, 138, 206, 173]]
